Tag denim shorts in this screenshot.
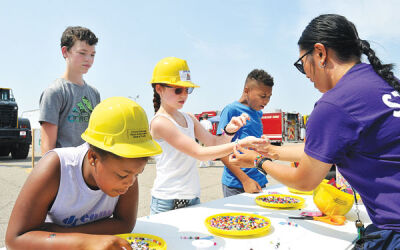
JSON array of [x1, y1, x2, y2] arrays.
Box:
[[222, 184, 266, 198], [222, 184, 245, 198], [353, 224, 400, 249], [150, 196, 200, 215]]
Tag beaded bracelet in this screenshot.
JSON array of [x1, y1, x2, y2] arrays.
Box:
[[254, 155, 262, 168], [223, 125, 236, 136]]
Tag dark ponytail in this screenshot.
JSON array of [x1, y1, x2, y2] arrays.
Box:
[[298, 14, 399, 92], [358, 39, 399, 92], [152, 84, 161, 113]]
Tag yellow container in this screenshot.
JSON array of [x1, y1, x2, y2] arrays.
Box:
[[116, 233, 167, 250], [313, 182, 354, 216], [205, 212, 271, 237], [287, 187, 313, 195], [288, 179, 328, 195]]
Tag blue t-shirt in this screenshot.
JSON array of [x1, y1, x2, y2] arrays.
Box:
[[305, 63, 400, 231], [217, 101, 268, 188]]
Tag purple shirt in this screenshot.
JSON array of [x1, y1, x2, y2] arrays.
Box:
[[305, 63, 400, 231]]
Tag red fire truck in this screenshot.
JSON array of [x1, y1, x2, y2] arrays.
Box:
[[195, 110, 305, 144], [261, 111, 303, 145]]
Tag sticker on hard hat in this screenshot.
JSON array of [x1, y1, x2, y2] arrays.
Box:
[[128, 129, 148, 139], [333, 198, 348, 206], [179, 70, 191, 81]]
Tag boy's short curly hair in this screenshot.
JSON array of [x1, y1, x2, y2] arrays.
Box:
[[246, 69, 274, 87], [60, 26, 98, 51]]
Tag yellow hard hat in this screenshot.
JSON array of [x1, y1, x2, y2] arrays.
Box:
[[313, 182, 354, 216], [150, 57, 199, 88], [81, 97, 162, 158]]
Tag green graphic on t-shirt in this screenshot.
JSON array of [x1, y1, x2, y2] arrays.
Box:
[[82, 96, 93, 111], [68, 96, 95, 123]]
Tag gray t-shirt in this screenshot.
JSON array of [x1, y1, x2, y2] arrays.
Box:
[[39, 78, 100, 148]]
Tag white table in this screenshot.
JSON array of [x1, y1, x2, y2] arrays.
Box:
[[133, 185, 371, 250]]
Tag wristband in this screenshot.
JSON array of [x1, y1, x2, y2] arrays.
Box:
[[223, 125, 236, 136], [256, 157, 272, 175]]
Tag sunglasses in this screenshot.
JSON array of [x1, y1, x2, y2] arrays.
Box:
[[162, 84, 194, 95], [294, 48, 314, 74]]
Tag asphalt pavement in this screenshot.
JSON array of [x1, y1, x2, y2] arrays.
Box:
[[0, 149, 280, 248]]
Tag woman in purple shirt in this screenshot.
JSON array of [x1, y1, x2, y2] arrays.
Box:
[[229, 14, 400, 249]]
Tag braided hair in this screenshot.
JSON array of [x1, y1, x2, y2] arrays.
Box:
[[298, 14, 399, 93], [152, 84, 161, 113]]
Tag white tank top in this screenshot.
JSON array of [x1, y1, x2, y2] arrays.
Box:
[[45, 143, 119, 227], [150, 112, 200, 199]]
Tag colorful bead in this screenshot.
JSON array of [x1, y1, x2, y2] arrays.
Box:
[[258, 196, 299, 204], [126, 237, 162, 250], [209, 215, 268, 231], [180, 236, 217, 246], [278, 221, 299, 227], [254, 154, 262, 168]]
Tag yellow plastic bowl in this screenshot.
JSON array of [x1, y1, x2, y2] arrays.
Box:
[[255, 194, 305, 209], [116, 233, 167, 250], [205, 212, 271, 237], [287, 188, 313, 195], [313, 182, 354, 216], [288, 179, 328, 195]]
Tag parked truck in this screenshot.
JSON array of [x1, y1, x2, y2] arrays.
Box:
[[194, 110, 304, 145], [261, 111, 302, 145], [0, 88, 31, 159]]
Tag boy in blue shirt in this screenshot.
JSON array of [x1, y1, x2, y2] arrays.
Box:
[[217, 69, 274, 197]]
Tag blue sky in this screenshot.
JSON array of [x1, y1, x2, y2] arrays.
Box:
[[1, 0, 400, 125]]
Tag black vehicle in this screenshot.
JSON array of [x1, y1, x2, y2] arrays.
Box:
[[0, 88, 31, 159]]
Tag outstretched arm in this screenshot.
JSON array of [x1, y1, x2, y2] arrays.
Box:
[[150, 115, 266, 161], [255, 136, 304, 162], [193, 113, 250, 146], [229, 146, 331, 191]]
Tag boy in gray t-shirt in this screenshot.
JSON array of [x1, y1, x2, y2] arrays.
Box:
[[39, 26, 100, 154]]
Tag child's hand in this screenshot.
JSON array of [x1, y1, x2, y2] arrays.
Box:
[[85, 235, 132, 250], [225, 113, 250, 134], [242, 178, 262, 193], [229, 145, 259, 168]]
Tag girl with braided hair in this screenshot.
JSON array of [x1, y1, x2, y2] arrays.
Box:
[[148, 57, 267, 214], [229, 14, 400, 249]]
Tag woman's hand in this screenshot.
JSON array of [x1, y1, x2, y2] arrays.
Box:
[[249, 135, 279, 160], [236, 136, 269, 148], [228, 145, 260, 168], [225, 113, 250, 134]]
